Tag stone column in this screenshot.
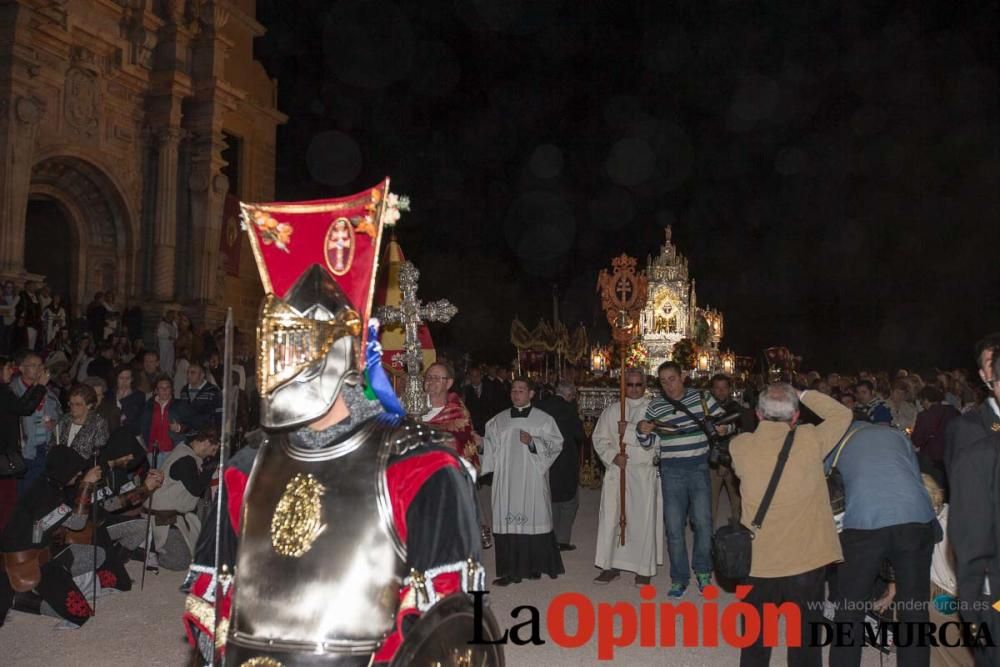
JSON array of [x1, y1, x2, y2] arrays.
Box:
[[185, 0, 239, 323], [0, 94, 44, 278], [151, 126, 182, 300]]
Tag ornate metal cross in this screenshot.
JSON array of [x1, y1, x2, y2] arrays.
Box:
[[375, 260, 457, 415]]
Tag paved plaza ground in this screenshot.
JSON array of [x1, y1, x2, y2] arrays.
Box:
[[2, 488, 897, 666]]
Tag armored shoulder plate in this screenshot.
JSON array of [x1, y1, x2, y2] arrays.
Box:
[[387, 417, 457, 458]]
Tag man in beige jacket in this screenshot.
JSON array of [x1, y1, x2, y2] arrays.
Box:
[[730, 384, 852, 667]]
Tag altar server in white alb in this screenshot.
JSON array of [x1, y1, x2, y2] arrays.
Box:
[[482, 378, 565, 586], [593, 368, 663, 586]]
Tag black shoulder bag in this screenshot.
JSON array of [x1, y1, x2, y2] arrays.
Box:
[[712, 428, 796, 580]]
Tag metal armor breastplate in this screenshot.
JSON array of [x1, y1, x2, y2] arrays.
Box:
[[228, 413, 406, 664]]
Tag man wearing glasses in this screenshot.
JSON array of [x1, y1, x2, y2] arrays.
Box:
[[421, 362, 477, 466], [593, 369, 663, 586]]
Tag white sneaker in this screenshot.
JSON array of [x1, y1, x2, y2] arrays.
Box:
[[55, 620, 82, 630], [145, 552, 159, 572]]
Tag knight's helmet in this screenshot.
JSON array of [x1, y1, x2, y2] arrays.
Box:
[[241, 178, 401, 428]]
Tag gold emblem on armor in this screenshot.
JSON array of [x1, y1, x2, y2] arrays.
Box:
[[241, 658, 284, 667], [270, 473, 327, 558]]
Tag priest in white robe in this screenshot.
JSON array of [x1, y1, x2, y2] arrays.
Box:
[[593, 368, 664, 586], [481, 378, 564, 586]]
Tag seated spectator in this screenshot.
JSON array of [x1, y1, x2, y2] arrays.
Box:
[[179, 361, 222, 433], [172, 345, 191, 399], [0, 448, 100, 628], [140, 376, 188, 469], [50, 384, 110, 461], [99, 428, 163, 554], [134, 350, 161, 398], [148, 430, 219, 571], [856, 379, 893, 425], [110, 365, 144, 437], [85, 342, 115, 387], [912, 385, 959, 485], [70, 337, 94, 384], [0, 447, 159, 628], [887, 380, 918, 432]]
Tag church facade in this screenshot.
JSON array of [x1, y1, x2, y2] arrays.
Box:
[[638, 226, 724, 372], [0, 0, 285, 335]]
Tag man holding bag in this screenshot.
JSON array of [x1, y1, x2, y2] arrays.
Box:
[[729, 384, 852, 667]]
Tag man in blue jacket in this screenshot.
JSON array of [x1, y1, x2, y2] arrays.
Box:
[[828, 422, 937, 667]]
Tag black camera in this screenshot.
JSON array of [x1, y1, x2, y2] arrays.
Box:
[[708, 436, 732, 468]]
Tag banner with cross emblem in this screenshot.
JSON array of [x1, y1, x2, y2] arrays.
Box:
[[240, 178, 410, 361]]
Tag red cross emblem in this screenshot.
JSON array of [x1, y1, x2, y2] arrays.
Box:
[[324, 217, 356, 276]]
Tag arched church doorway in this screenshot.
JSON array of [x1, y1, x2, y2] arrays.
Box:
[[24, 199, 76, 303], [27, 156, 133, 311]]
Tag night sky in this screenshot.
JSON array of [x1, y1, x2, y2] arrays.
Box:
[[253, 0, 999, 373]]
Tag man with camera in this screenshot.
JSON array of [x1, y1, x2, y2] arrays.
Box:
[[708, 374, 755, 526], [730, 384, 852, 667], [638, 361, 727, 598]]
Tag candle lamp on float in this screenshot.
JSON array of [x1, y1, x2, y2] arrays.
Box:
[[722, 351, 735, 375], [697, 351, 711, 375]]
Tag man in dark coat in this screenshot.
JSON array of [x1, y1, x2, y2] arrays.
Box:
[[0, 357, 48, 531], [462, 366, 496, 435], [947, 339, 1000, 667], [538, 380, 585, 551]]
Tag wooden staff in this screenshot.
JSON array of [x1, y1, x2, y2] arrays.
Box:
[[617, 342, 627, 546], [596, 254, 648, 548]]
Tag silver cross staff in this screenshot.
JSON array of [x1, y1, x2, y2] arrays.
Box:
[[375, 260, 457, 415]]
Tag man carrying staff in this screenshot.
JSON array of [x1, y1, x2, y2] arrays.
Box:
[[593, 369, 662, 586]]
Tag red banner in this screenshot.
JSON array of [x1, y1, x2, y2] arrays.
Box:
[[241, 178, 393, 353], [220, 194, 242, 277]]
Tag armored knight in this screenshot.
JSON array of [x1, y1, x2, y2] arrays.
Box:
[[181, 182, 502, 666]]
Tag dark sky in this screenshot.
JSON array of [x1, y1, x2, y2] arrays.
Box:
[[253, 0, 1000, 373]]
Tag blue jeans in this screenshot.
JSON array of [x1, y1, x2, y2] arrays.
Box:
[[660, 462, 713, 585], [18, 445, 48, 495]]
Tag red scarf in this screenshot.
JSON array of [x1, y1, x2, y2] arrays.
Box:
[[425, 392, 477, 466], [149, 400, 173, 453]]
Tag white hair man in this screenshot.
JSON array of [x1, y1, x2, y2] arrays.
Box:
[[729, 382, 852, 667], [593, 369, 663, 586]]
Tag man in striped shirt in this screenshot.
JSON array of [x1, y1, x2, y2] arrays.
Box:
[[638, 360, 726, 598]]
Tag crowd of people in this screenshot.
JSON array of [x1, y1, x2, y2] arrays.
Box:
[[423, 337, 999, 667], [1, 281, 998, 667], [0, 286, 255, 629]]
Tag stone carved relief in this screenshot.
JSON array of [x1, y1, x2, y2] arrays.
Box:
[[117, 1, 157, 69], [64, 68, 101, 136], [212, 172, 228, 194], [15, 96, 43, 125]]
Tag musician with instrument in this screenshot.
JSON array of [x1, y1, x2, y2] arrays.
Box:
[[0, 446, 161, 627]]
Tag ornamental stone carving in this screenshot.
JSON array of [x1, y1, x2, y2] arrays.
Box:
[[64, 67, 101, 136], [212, 172, 228, 194], [15, 96, 43, 125]]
